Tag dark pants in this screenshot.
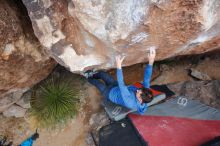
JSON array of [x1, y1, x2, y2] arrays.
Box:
[[88, 71, 118, 99]]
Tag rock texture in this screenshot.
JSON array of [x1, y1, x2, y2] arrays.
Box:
[[168, 80, 220, 109], [3, 105, 27, 118], [22, 0, 220, 72], [15, 91, 32, 109], [0, 90, 25, 112], [189, 68, 211, 80], [0, 0, 56, 99]]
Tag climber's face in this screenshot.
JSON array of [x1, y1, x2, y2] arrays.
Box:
[[136, 90, 143, 103]]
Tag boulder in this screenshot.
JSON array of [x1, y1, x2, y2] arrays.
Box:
[[15, 91, 32, 109], [0, 0, 56, 97], [0, 89, 26, 112], [189, 68, 211, 80], [3, 105, 27, 118], [168, 80, 220, 108], [22, 0, 220, 72]]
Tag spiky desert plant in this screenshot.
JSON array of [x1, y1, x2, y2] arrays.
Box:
[[30, 78, 80, 128]]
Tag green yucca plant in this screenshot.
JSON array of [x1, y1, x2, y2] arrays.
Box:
[[30, 78, 80, 128]]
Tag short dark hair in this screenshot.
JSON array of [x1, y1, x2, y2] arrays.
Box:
[[140, 88, 153, 103], [31, 132, 39, 141]]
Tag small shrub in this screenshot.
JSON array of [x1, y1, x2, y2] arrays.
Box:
[[30, 78, 80, 128]]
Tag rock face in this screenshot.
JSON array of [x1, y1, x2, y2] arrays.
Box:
[[22, 0, 220, 72], [0, 90, 25, 112], [3, 105, 27, 118], [189, 68, 211, 81], [168, 80, 220, 109], [0, 0, 56, 99]]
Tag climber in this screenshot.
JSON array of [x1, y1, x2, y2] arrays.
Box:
[[19, 129, 39, 146], [84, 47, 156, 114]]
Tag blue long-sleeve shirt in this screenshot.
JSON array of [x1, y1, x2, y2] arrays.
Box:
[[20, 137, 33, 146], [108, 64, 153, 114]]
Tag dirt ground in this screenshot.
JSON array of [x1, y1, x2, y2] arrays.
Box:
[[0, 53, 220, 146]]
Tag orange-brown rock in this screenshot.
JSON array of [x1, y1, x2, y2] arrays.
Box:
[[0, 0, 56, 98], [22, 0, 220, 72]]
